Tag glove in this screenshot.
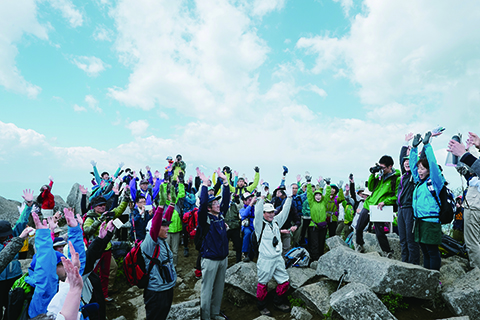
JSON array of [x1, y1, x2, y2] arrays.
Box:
[[324, 178, 331, 185], [423, 131, 432, 145], [233, 194, 241, 204], [305, 174, 312, 182], [338, 180, 344, 189], [412, 134, 422, 147], [118, 162, 125, 168], [283, 166, 289, 176], [285, 184, 293, 197], [90, 160, 97, 167], [319, 180, 326, 188], [254, 166, 260, 173]]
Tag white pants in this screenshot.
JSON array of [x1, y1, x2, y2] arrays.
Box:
[[465, 187, 480, 269]]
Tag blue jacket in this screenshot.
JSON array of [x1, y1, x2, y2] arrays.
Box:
[[198, 185, 229, 260], [410, 144, 445, 223], [239, 205, 255, 232], [132, 207, 152, 241], [28, 229, 58, 318], [0, 204, 31, 281]]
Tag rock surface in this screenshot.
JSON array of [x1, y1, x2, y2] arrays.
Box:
[[66, 183, 88, 215], [325, 235, 349, 250], [292, 279, 337, 315], [291, 306, 313, 320], [0, 196, 22, 225], [442, 267, 480, 319], [440, 260, 466, 288], [286, 267, 318, 289], [330, 282, 397, 320], [316, 245, 439, 299], [167, 299, 201, 320]]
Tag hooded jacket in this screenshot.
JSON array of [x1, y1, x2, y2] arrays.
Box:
[[364, 169, 401, 210], [307, 184, 331, 228]]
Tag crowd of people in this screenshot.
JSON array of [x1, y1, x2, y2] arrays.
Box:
[[0, 130, 479, 320]]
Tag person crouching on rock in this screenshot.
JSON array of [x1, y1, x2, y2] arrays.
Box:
[[254, 184, 293, 317]]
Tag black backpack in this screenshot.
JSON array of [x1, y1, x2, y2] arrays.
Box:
[[425, 180, 455, 224]]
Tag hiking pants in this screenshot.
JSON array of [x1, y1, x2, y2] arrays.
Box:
[[308, 226, 327, 261], [94, 250, 112, 298], [144, 287, 174, 320], [465, 186, 480, 269], [419, 243, 441, 271], [328, 221, 337, 238], [355, 208, 392, 253], [227, 227, 242, 263], [200, 257, 227, 320], [397, 207, 420, 264]]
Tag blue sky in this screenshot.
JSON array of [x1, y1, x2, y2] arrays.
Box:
[[1, 0, 480, 201]]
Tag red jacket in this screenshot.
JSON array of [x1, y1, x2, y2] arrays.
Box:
[[41, 180, 55, 210]]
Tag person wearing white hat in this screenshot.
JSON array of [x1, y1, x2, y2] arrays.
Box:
[[254, 184, 293, 317]]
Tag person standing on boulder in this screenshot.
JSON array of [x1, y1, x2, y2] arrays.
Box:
[[254, 184, 293, 317], [355, 155, 400, 257]]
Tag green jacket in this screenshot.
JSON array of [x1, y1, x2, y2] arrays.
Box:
[[227, 172, 260, 195], [363, 169, 401, 210], [326, 188, 345, 222], [168, 183, 185, 234], [84, 196, 129, 250], [343, 202, 354, 224], [307, 184, 331, 226]]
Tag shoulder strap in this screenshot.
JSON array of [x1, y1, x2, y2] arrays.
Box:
[[426, 179, 441, 208], [258, 221, 267, 244]]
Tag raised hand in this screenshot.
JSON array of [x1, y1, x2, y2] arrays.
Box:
[[79, 185, 88, 195], [468, 132, 480, 148], [61, 256, 83, 291], [113, 183, 120, 195], [405, 132, 414, 142], [118, 161, 125, 168], [76, 214, 84, 227], [90, 160, 97, 167], [106, 220, 115, 232], [49, 175, 54, 182], [99, 221, 107, 239], [345, 184, 350, 192], [146, 165, 151, 171], [67, 241, 80, 269], [285, 184, 293, 197], [447, 139, 467, 157], [133, 171, 137, 179], [254, 166, 260, 173], [47, 216, 58, 233], [155, 170, 160, 179], [100, 180, 106, 188], [19, 226, 34, 239], [198, 170, 208, 186], [32, 212, 48, 230], [234, 170, 238, 177], [338, 180, 344, 189], [196, 167, 201, 177], [412, 134, 422, 148], [260, 184, 268, 198], [296, 174, 301, 183], [22, 189, 34, 203], [216, 168, 227, 183], [188, 175, 193, 183], [64, 208, 78, 228]]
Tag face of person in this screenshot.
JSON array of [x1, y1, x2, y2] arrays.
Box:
[[403, 159, 410, 172], [276, 190, 283, 197], [302, 185, 307, 192], [57, 264, 66, 282], [379, 163, 393, 175], [292, 185, 298, 196], [137, 198, 146, 209], [210, 200, 220, 214], [263, 211, 275, 222], [102, 174, 109, 180], [208, 189, 215, 196], [94, 204, 106, 214], [315, 193, 322, 202], [244, 197, 253, 206], [140, 183, 148, 191], [237, 179, 245, 188], [418, 162, 430, 180], [158, 225, 169, 239], [54, 246, 65, 253]]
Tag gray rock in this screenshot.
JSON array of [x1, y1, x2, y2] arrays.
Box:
[[252, 316, 275, 320], [53, 195, 68, 214], [309, 261, 318, 270], [167, 298, 200, 320], [440, 260, 466, 288], [66, 183, 88, 215], [112, 317, 127, 320], [442, 255, 471, 271], [225, 261, 258, 298], [442, 267, 480, 319], [291, 306, 313, 320], [436, 317, 470, 320], [326, 236, 349, 250], [330, 282, 397, 320], [292, 280, 337, 315], [316, 246, 439, 299], [287, 267, 318, 289], [19, 258, 32, 274], [0, 196, 22, 225]]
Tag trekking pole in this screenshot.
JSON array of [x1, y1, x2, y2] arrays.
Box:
[[337, 269, 348, 291]]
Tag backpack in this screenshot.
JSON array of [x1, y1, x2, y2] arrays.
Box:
[[182, 208, 199, 239], [193, 215, 210, 251], [426, 180, 456, 224], [285, 247, 310, 268], [250, 221, 278, 257], [8, 273, 34, 320], [123, 240, 160, 288]]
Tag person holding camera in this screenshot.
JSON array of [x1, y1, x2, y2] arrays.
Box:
[[83, 191, 130, 301], [254, 184, 293, 317], [355, 155, 400, 257]]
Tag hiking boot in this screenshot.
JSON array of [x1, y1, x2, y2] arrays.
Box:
[[354, 243, 365, 253], [274, 303, 290, 313], [184, 247, 189, 257], [242, 253, 250, 262], [105, 296, 114, 302], [259, 308, 272, 317]]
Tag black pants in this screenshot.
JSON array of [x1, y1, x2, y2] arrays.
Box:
[[227, 227, 242, 262], [0, 275, 21, 320], [355, 208, 392, 253], [328, 221, 337, 238], [308, 226, 327, 261], [144, 287, 174, 320]]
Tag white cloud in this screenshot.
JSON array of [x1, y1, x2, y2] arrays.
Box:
[[93, 25, 114, 41], [251, 0, 286, 17], [305, 84, 327, 98], [333, 0, 353, 17], [296, 0, 480, 130], [126, 120, 149, 136], [72, 56, 109, 77], [85, 94, 102, 112], [73, 104, 86, 112], [48, 0, 83, 27], [0, 0, 48, 98]]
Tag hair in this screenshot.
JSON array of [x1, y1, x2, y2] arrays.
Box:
[[379, 155, 394, 167], [417, 158, 430, 171], [136, 195, 146, 203], [101, 171, 109, 178]]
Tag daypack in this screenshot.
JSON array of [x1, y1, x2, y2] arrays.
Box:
[[182, 208, 199, 239], [426, 180, 456, 224], [285, 247, 310, 268], [123, 240, 160, 288], [439, 234, 468, 259], [8, 273, 34, 320]]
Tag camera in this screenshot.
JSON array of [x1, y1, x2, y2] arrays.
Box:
[[256, 191, 261, 197], [272, 236, 279, 247], [370, 164, 382, 174]]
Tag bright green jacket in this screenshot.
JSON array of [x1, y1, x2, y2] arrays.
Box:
[[168, 183, 185, 234], [227, 172, 260, 195], [343, 202, 354, 224], [326, 188, 345, 222], [307, 184, 331, 227], [363, 169, 401, 210]]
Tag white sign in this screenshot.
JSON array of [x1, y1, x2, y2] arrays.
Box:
[[369, 205, 394, 222]]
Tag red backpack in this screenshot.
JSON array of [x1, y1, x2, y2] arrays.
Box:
[[123, 240, 159, 288], [182, 208, 199, 239]]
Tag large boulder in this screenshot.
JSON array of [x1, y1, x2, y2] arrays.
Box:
[[167, 299, 200, 320], [316, 246, 439, 299], [53, 195, 68, 213], [285, 267, 318, 289], [442, 267, 480, 319], [66, 183, 90, 215], [0, 196, 22, 225], [291, 306, 313, 320], [440, 260, 466, 288], [330, 282, 397, 320], [292, 279, 337, 315], [325, 236, 349, 250], [225, 261, 258, 299]]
